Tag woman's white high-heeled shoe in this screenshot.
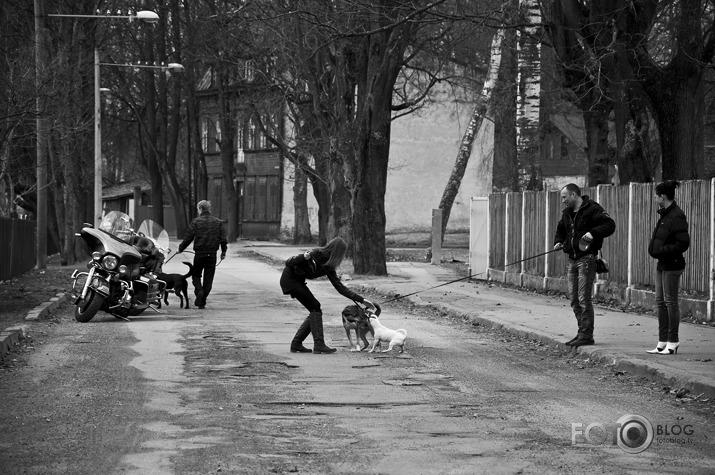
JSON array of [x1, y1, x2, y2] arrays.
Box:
[[662, 342, 680, 355], [646, 342, 666, 354]]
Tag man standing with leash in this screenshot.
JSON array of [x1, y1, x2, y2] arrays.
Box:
[[178, 200, 227, 309], [554, 184, 615, 347]]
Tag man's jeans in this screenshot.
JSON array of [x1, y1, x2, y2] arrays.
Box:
[[655, 269, 683, 342], [567, 254, 597, 339], [192, 252, 217, 306]]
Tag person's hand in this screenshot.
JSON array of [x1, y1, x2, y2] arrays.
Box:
[[554, 242, 563, 251], [363, 299, 375, 310], [303, 251, 311, 260], [220, 252, 226, 260], [582, 232, 594, 242]]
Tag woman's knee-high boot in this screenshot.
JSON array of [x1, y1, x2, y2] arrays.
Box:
[[290, 316, 313, 353], [309, 311, 336, 354]]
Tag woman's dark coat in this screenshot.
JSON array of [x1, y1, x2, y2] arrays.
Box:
[[648, 202, 690, 271], [280, 249, 364, 303]]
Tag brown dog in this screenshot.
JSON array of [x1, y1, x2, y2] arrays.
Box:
[[341, 303, 381, 351], [157, 261, 193, 309]]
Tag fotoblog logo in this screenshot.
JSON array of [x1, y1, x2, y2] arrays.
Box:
[[571, 414, 654, 454]]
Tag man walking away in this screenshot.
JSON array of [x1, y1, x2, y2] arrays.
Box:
[[178, 200, 228, 309], [553, 184, 615, 347]]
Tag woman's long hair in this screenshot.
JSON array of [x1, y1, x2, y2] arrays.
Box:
[[319, 237, 348, 269]]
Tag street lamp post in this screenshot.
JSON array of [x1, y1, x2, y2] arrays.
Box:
[[34, 0, 48, 269], [94, 48, 101, 228], [44, 10, 160, 228]]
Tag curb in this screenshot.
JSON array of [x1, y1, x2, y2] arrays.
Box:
[[356, 284, 715, 401], [0, 292, 71, 359]]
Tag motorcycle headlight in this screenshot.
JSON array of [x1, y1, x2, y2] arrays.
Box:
[[92, 252, 102, 261], [102, 255, 119, 270], [118, 265, 127, 276]]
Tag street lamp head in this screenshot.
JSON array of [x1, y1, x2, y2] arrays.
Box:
[[167, 63, 185, 73], [135, 11, 159, 24]]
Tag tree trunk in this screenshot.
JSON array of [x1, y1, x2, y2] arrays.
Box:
[[439, 29, 505, 242], [328, 152, 352, 248], [216, 65, 239, 241], [493, 21, 519, 192], [47, 135, 65, 264], [61, 136, 81, 262], [311, 153, 331, 246], [583, 105, 611, 185], [349, 22, 405, 275], [649, 84, 704, 180], [141, 22, 164, 225], [162, 0, 188, 236], [292, 164, 312, 244], [619, 109, 656, 184], [516, 0, 542, 190], [638, 0, 707, 180]]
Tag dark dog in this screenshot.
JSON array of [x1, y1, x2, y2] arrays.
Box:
[[341, 303, 381, 351], [157, 261, 193, 309]]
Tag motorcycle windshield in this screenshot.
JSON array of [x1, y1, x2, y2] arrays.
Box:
[[99, 211, 134, 243], [137, 219, 170, 255]]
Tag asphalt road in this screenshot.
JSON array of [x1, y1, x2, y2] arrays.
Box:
[[1, 252, 714, 474]]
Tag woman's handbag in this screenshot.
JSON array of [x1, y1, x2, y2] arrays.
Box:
[[596, 251, 609, 274]]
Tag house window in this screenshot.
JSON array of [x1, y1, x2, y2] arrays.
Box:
[[236, 122, 245, 164], [247, 118, 258, 150], [245, 60, 255, 83], [256, 120, 267, 149], [202, 117, 221, 153], [560, 136, 570, 160], [245, 115, 268, 150], [262, 113, 277, 147]]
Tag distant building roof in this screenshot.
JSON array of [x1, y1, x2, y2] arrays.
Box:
[[103, 179, 150, 200]]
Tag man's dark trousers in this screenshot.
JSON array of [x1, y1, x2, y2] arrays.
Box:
[[192, 252, 217, 307]]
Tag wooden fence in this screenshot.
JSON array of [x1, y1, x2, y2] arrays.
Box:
[[0, 218, 36, 281], [477, 179, 714, 320]]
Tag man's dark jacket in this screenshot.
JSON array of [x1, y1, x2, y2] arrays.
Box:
[[648, 202, 689, 271], [178, 212, 228, 255], [554, 196, 616, 259]]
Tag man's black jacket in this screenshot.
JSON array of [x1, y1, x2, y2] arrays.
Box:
[[178, 211, 228, 255], [554, 196, 616, 259]]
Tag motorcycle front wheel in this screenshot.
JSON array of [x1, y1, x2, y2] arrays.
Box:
[[74, 289, 104, 322]]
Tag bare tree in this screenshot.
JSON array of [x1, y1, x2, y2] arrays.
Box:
[[255, 0, 490, 274], [438, 29, 504, 241], [543, 0, 715, 183]]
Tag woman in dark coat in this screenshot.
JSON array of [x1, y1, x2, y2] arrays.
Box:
[[280, 237, 375, 354], [647, 180, 690, 355]]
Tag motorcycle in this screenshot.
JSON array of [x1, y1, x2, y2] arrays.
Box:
[[70, 211, 167, 322]]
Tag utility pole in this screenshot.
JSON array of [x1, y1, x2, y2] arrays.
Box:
[[34, 0, 48, 269]]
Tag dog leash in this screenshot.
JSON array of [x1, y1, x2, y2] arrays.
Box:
[[164, 249, 193, 265], [167, 250, 224, 269], [166, 250, 224, 268], [378, 248, 559, 305]]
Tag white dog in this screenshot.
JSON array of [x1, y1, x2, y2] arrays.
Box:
[[367, 315, 407, 353]]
